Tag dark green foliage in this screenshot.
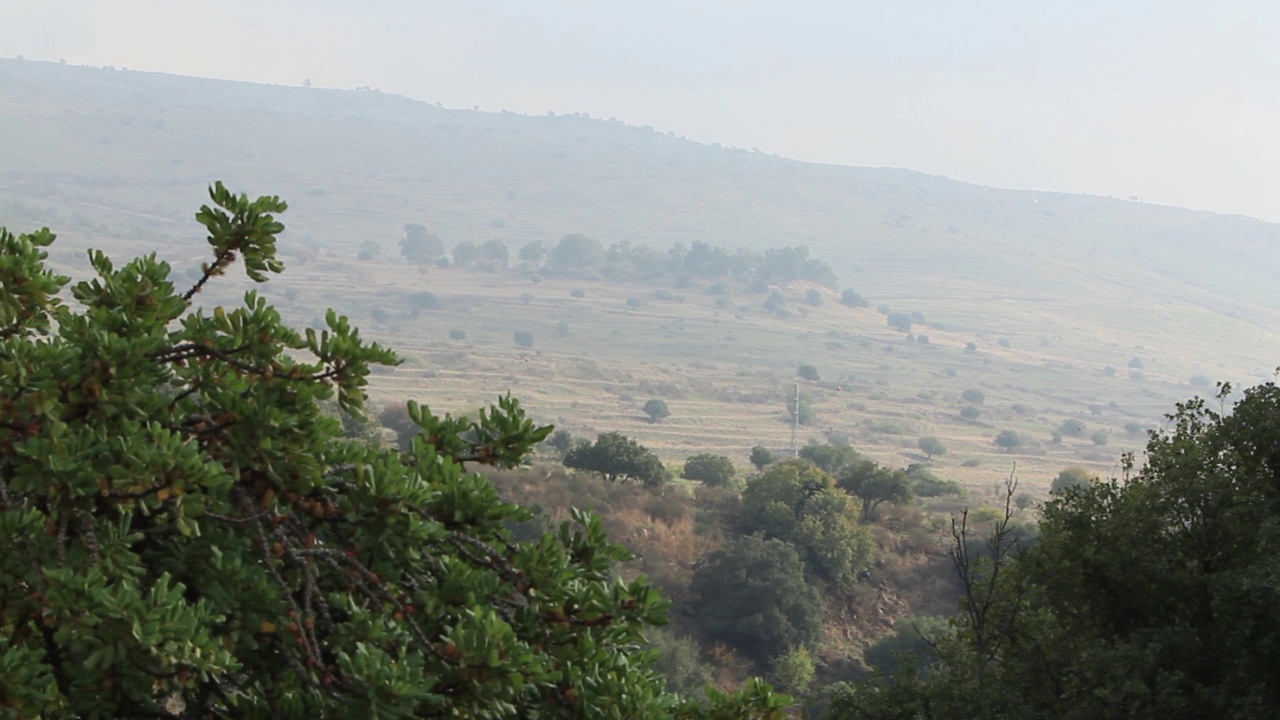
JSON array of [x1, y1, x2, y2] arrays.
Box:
[[399, 222, 443, 263], [886, 312, 913, 332], [805, 288, 823, 306], [993, 429, 1025, 451], [826, 383, 1280, 720], [905, 464, 964, 497], [960, 388, 985, 404], [406, 290, 440, 310], [763, 290, 787, 315], [517, 240, 546, 266], [837, 461, 914, 520], [648, 629, 715, 699], [564, 431, 668, 486], [548, 233, 604, 271], [797, 364, 820, 381], [862, 616, 952, 676], [0, 189, 602, 716], [1057, 417, 1087, 437], [750, 445, 776, 470], [644, 398, 672, 423], [740, 460, 871, 587], [840, 289, 869, 308], [959, 405, 982, 420], [357, 238, 380, 260], [0, 187, 794, 720], [917, 436, 947, 458], [448, 327, 467, 340], [546, 428, 577, 459], [797, 441, 860, 475], [691, 536, 825, 664], [513, 329, 534, 348], [454, 239, 508, 270], [682, 453, 737, 487]]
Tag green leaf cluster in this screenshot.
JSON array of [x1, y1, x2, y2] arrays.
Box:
[[0, 185, 787, 719]]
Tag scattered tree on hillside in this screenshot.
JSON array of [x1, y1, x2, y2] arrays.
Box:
[[960, 405, 982, 421], [840, 289, 869, 308], [917, 436, 948, 459], [797, 441, 860, 475], [644, 398, 672, 423], [905, 464, 965, 497], [357, 238, 380, 260], [399, 222, 444, 263], [691, 536, 825, 665], [1057, 418, 1087, 437], [0, 185, 792, 718], [994, 429, 1025, 452], [513, 329, 535, 348], [546, 428, 578, 459], [797, 364, 820, 382], [518, 240, 546, 266], [750, 445, 777, 470], [837, 460, 915, 521], [805, 288, 824, 306], [887, 312, 913, 332], [407, 290, 440, 312], [563, 431, 668, 486], [682, 453, 737, 487], [1050, 465, 1094, 493], [548, 233, 604, 271], [960, 388, 986, 404]]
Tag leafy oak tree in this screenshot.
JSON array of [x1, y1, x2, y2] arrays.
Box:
[[0, 185, 787, 719], [563, 431, 668, 486], [681, 453, 736, 488], [837, 461, 914, 521], [739, 460, 871, 587]]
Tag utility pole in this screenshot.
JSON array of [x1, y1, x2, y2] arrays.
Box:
[[791, 382, 800, 457]]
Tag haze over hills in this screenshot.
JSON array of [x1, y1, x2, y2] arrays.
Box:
[[3, 57, 1280, 487]]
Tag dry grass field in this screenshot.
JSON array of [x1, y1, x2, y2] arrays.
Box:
[[5, 59, 1280, 494]]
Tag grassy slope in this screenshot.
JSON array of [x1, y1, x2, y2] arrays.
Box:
[[4, 58, 1280, 491]]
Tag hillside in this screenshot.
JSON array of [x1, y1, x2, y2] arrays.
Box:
[[3, 58, 1280, 490]]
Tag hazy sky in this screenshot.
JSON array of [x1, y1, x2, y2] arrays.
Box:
[[6, 0, 1280, 221]]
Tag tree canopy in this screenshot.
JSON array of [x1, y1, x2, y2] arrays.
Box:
[[690, 536, 824, 665], [739, 460, 871, 587], [837, 460, 914, 521], [563, 431, 668, 486], [822, 383, 1280, 720], [0, 185, 787, 719], [399, 222, 444, 263], [681, 454, 736, 488]]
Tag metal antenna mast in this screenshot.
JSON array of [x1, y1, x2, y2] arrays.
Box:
[[791, 382, 800, 457]]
